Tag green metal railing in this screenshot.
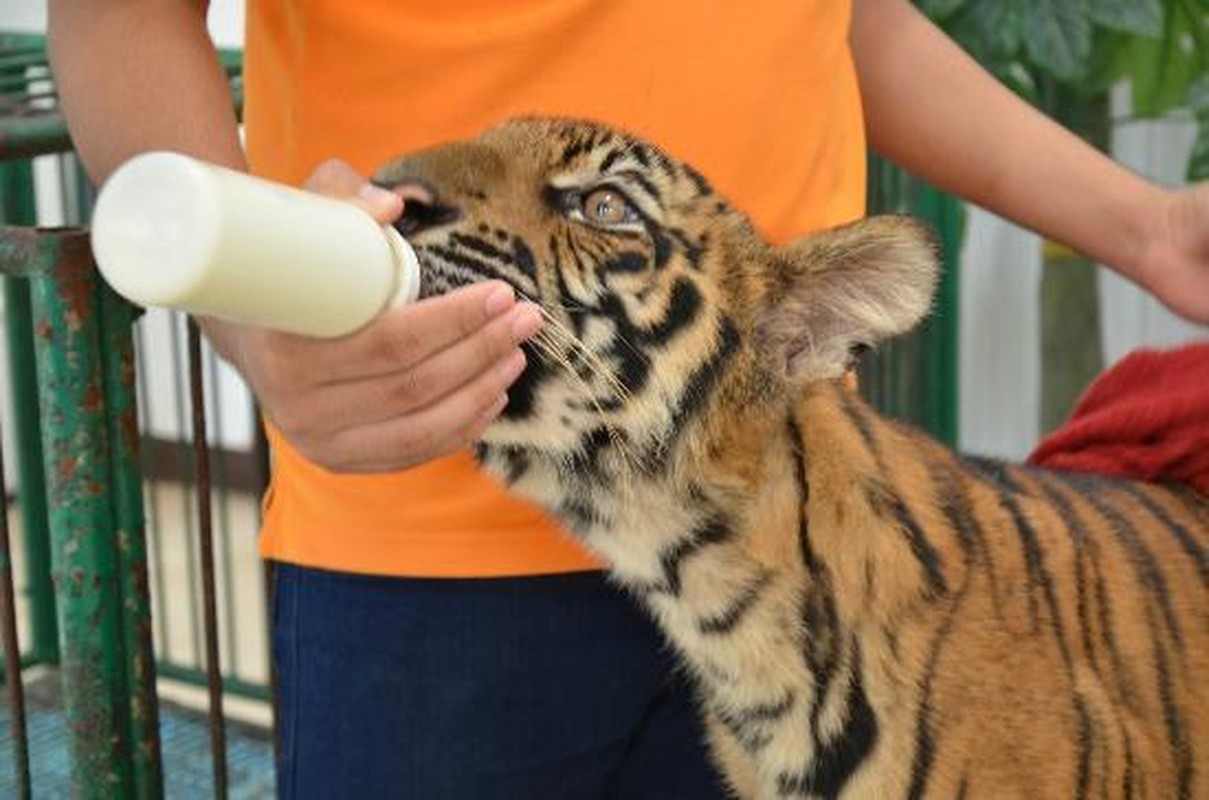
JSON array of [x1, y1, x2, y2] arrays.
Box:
[[1, 225, 162, 798], [864, 155, 964, 445], [0, 32, 255, 799], [1, 35, 58, 673]]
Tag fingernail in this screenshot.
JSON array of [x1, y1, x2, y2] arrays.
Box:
[[485, 285, 516, 316], [486, 393, 509, 419], [511, 304, 543, 342], [501, 349, 527, 382], [358, 183, 400, 207]]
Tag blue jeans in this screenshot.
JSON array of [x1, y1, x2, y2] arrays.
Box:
[[272, 564, 729, 799]]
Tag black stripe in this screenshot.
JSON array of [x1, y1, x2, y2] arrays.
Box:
[[567, 426, 619, 478], [595, 276, 705, 401], [426, 243, 498, 280], [511, 236, 539, 283], [448, 232, 516, 268], [563, 233, 594, 294], [906, 599, 963, 800], [661, 319, 739, 450], [930, 459, 990, 579], [715, 689, 796, 754], [556, 494, 607, 532], [1088, 547, 1137, 703], [598, 148, 624, 173], [655, 514, 735, 596], [1113, 483, 1208, 585], [698, 569, 772, 635], [962, 455, 1026, 495], [613, 168, 663, 204], [1075, 696, 1093, 800], [682, 163, 713, 196], [994, 489, 1047, 635], [491, 446, 530, 485], [1038, 474, 1193, 799], [838, 388, 879, 455], [1055, 474, 1185, 651], [1121, 728, 1135, 799], [865, 481, 948, 597], [558, 136, 594, 166], [1073, 536, 1101, 677], [601, 251, 647, 274], [1153, 613, 1194, 800], [802, 583, 841, 735], [787, 416, 820, 575], [550, 234, 590, 340], [801, 648, 879, 798], [651, 228, 674, 268], [606, 275, 702, 344]]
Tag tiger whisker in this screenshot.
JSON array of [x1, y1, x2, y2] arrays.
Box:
[[523, 310, 645, 472]]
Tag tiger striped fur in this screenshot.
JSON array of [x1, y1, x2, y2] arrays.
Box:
[[375, 118, 1208, 799]]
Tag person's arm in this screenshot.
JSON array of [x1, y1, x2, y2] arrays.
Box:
[[851, 0, 1209, 324], [49, 0, 542, 473], [49, 0, 244, 177]]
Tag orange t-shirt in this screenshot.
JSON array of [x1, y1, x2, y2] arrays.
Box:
[[244, 0, 866, 577]]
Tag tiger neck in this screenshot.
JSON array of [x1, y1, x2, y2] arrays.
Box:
[[794, 381, 961, 624]]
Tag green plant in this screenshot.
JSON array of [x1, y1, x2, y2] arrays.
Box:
[[919, 0, 1209, 179], [918, 0, 1208, 433]]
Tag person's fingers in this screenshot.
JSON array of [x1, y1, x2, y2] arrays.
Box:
[[305, 157, 402, 223], [299, 312, 533, 434], [296, 351, 522, 473], [264, 281, 540, 385]]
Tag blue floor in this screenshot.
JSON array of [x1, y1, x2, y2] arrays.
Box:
[[1, 687, 275, 798]]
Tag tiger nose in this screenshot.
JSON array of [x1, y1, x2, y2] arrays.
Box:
[[377, 177, 463, 236]]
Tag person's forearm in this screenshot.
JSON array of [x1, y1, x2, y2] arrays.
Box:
[[850, 0, 1166, 285], [48, 0, 244, 183], [50, 0, 249, 361]]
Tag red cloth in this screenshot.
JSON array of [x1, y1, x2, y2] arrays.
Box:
[[1028, 342, 1209, 495]]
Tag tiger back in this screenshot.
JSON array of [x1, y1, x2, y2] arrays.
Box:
[[375, 118, 1208, 799]]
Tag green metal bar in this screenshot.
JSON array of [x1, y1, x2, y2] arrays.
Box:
[[0, 429, 31, 798], [913, 183, 962, 446], [99, 282, 164, 799], [188, 319, 230, 800], [0, 166, 58, 667], [28, 233, 134, 798], [0, 115, 74, 162], [863, 157, 963, 446]]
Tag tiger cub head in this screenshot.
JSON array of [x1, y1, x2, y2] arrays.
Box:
[[375, 118, 937, 500]]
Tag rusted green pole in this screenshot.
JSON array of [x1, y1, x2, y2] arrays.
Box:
[[0, 434, 32, 799], [28, 232, 133, 798], [99, 281, 163, 799], [0, 163, 58, 667]]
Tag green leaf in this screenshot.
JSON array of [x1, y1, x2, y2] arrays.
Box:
[[1021, 0, 1094, 80], [916, 0, 967, 21], [1089, 0, 1164, 37], [1188, 125, 1209, 181], [1124, 3, 1203, 117], [948, 0, 1024, 62]]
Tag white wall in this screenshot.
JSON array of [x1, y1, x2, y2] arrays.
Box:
[[957, 86, 1207, 459]]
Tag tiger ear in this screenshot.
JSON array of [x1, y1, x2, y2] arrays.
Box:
[[755, 215, 939, 383]]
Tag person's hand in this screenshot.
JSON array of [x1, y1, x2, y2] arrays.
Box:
[[1138, 183, 1209, 324], [200, 159, 543, 473]]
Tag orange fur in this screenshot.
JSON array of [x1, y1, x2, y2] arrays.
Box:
[[377, 119, 1207, 798]]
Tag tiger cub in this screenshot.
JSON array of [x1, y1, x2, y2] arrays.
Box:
[[375, 119, 1207, 799]]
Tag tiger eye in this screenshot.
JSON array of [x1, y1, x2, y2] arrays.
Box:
[[581, 188, 634, 225]]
